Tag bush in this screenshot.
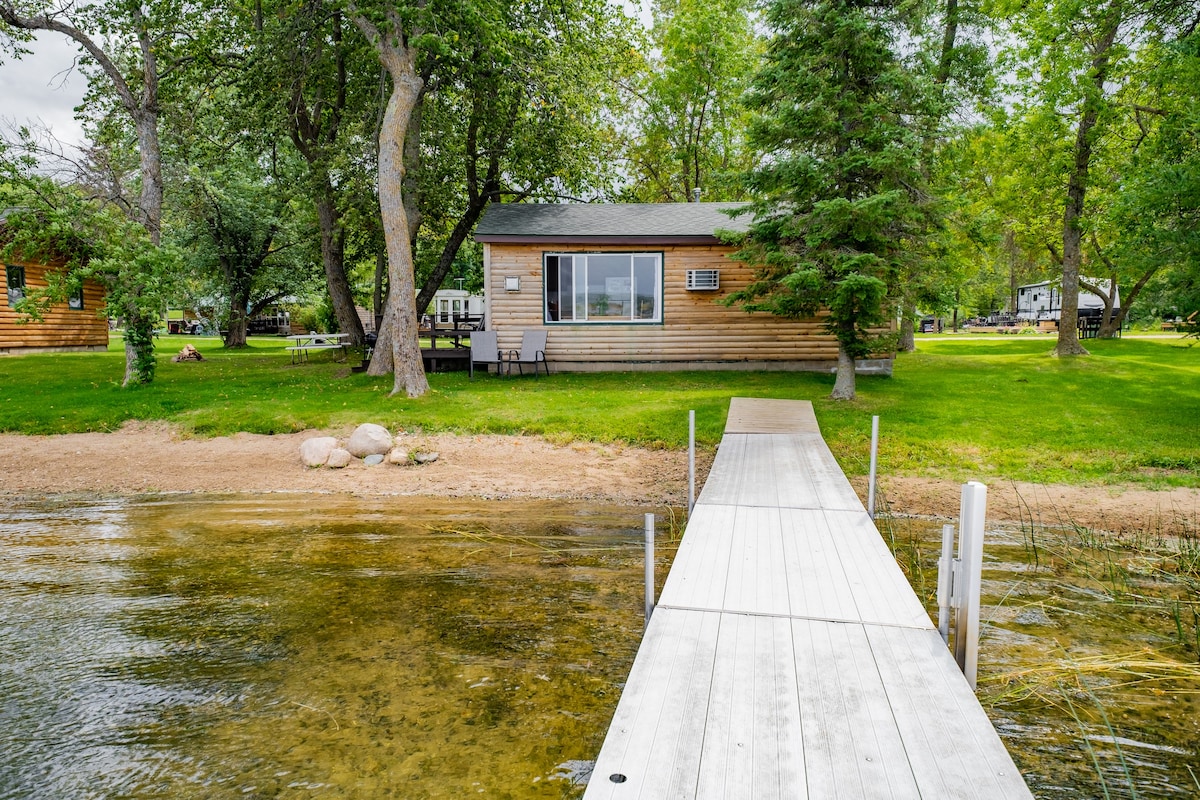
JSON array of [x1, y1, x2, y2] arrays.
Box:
[[288, 305, 323, 334]]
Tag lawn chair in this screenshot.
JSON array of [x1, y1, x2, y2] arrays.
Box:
[[469, 330, 504, 378], [507, 329, 549, 377]]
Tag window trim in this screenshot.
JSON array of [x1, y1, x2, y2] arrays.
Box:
[[542, 251, 664, 325], [5, 265, 25, 307]]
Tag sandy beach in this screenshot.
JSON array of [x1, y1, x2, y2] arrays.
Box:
[[2, 423, 1196, 535]]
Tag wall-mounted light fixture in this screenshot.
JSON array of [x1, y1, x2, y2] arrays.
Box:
[[504, 276, 521, 292]]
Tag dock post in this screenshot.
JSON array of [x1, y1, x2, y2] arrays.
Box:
[[867, 415, 880, 518], [936, 523, 955, 643], [688, 410, 696, 517], [954, 481, 987, 689], [644, 512, 655, 629]]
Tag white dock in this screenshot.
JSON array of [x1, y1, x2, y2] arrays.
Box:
[[584, 398, 1032, 799]]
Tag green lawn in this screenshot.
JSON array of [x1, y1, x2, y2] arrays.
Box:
[[1, 333, 1197, 488]]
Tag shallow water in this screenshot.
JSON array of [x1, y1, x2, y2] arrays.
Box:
[[0, 496, 668, 800], [885, 517, 1200, 799], [6, 496, 1198, 799]]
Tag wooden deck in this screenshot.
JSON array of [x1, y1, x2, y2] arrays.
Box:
[[583, 398, 1031, 799]]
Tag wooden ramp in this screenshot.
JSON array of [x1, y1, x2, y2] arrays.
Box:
[[583, 398, 1031, 799]]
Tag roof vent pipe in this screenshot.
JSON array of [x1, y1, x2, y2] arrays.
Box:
[[692, 188, 702, 203]]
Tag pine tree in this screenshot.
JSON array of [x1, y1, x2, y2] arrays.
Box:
[[726, 0, 936, 399]]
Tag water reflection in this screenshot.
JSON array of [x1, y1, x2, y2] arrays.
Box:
[[0, 496, 660, 799]]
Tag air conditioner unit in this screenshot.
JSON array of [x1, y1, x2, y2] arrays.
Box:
[[686, 269, 720, 291]]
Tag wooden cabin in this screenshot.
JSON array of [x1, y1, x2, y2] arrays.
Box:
[[475, 202, 894, 374], [1, 253, 108, 354]]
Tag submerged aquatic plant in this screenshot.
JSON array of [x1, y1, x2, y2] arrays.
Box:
[[878, 499, 1200, 798], [983, 649, 1200, 705]]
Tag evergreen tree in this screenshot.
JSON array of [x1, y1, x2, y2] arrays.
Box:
[[727, 0, 935, 399]]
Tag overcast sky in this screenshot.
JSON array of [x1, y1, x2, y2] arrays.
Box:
[[1, 33, 89, 153]]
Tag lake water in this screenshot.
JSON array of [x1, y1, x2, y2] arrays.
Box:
[[3, 496, 1197, 799], [886, 516, 1200, 799], [0, 496, 664, 800]]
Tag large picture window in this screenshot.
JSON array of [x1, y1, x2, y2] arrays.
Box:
[[5, 265, 25, 307], [544, 253, 661, 323]]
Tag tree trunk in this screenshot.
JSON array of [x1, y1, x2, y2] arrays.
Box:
[[285, 10, 365, 349], [315, 195, 365, 345], [1098, 266, 1157, 338], [1055, 10, 1120, 356], [373, 247, 386, 330], [403, 94, 424, 254], [898, 303, 916, 352], [122, 110, 165, 381], [0, 3, 165, 385], [353, 10, 429, 397], [124, 13, 164, 382], [1006, 229, 1019, 313], [224, 315, 249, 348], [132, 110, 164, 247], [1057, 208, 1089, 355], [122, 305, 158, 386], [1097, 310, 1122, 338], [223, 283, 252, 348], [1083, 275, 1120, 340], [830, 344, 857, 400]]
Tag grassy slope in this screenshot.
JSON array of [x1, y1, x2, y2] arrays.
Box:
[[1, 334, 1196, 487]]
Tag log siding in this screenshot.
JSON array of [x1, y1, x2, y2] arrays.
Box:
[[484, 242, 894, 373], [0, 259, 109, 353]]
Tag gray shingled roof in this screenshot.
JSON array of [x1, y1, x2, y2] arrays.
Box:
[[475, 202, 751, 241]]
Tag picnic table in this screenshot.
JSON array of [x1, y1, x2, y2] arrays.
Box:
[[418, 319, 480, 372], [286, 333, 350, 364], [419, 327, 472, 349]]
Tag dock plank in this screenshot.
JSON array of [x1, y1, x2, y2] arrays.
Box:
[[697, 435, 862, 511], [724, 397, 820, 434], [659, 507, 929, 628], [586, 608, 719, 800], [867, 624, 1033, 798], [656, 505, 736, 611], [583, 399, 1032, 799]]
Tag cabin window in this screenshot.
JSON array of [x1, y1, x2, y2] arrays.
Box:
[[5, 265, 25, 306], [68, 283, 84, 311], [544, 253, 661, 323]]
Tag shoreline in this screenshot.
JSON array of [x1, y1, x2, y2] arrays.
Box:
[[2, 425, 1197, 534]]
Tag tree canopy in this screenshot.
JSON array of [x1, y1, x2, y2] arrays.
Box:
[[2, 0, 1198, 396], [726, 0, 937, 399]]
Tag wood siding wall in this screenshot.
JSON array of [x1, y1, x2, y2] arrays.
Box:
[[1, 260, 109, 351], [485, 243, 893, 370]]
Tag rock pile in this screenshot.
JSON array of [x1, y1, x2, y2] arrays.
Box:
[[299, 423, 439, 469]]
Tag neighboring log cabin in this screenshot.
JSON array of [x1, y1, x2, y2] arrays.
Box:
[[1, 251, 108, 355], [475, 202, 895, 373]]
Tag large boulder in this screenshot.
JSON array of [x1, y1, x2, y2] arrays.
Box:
[[326, 448, 354, 468], [299, 436, 338, 467], [346, 423, 393, 458]]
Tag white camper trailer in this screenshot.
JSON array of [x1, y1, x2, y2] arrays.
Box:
[[1016, 279, 1118, 322]]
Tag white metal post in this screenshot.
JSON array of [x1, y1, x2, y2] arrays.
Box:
[[644, 512, 656, 629], [688, 410, 696, 516], [936, 523, 955, 643], [953, 481, 988, 689], [867, 415, 880, 518]]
